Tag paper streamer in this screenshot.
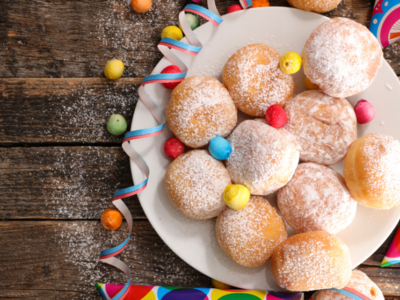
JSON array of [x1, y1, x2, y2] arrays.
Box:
[[98, 1, 252, 300], [370, 0, 400, 48], [381, 224, 400, 267], [95, 283, 304, 300]]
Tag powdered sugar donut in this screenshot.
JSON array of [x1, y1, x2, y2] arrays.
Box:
[[271, 231, 352, 291], [166, 76, 237, 148], [303, 18, 382, 98], [226, 119, 300, 195], [278, 163, 357, 235], [284, 90, 357, 165], [222, 43, 295, 117], [312, 270, 384, 300], [344, 133, 400, 210], [288, 0, 341, 13], [164, 150, 230, 219], [216, 196, 287, 267]]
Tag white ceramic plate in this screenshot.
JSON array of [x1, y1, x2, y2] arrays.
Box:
[[130, 7, 400, 290]]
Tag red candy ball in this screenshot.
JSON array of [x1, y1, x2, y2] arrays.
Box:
[[226, 4, 242, 14], [266, 105, 287, 128], [164, 137, 185, 159], [161, 65, 182, 90]]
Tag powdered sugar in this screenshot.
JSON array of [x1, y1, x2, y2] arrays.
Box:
[[284, 90, 357, 165], [278, 163, 357, 234], [303, 18, 382, 98], [287, 0, 341, 13], [165, 150, 231, 219], [166, 76, 237, 148]]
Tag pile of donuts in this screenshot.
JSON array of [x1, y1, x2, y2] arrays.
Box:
[[163, 16, 400, 296]]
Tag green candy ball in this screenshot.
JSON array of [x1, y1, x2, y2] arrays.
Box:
[[107, 114, 127, 136], [179, 13, 199, 31]]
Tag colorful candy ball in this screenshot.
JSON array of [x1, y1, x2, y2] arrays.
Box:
[[280, 52, 302, 75], [223, 184, 250, 210], [226, 4, 242, 14], [305, 76, 318, 90], [252, 0, 270, 7], [161, 65, 182, 90], [107, 114, 128, 136], [131, 0, 152, 13], [104, 59, 125, 80], [179, 13, 199, 31], [161, 26, 183, 41], [211, 278, 232, 289], [192, 0, 202, 2], [209, 136, 232, 160], [266, 105, 287, 128], [101, 208, 123, 231], [164, 137, 185, 159], [354, 99, 375, 124]]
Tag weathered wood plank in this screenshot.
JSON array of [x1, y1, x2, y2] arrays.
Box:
[[1, 0, 399, 78], [0, 146, 147, 219], [0, 221, 210, 299]]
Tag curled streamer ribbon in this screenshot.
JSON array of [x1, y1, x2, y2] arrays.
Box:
[[310, 287, 372, 300], [98, 1, 253, 299]]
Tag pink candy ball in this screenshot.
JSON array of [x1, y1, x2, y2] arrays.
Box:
[[354, 99, 375, 124], [226, 4, 243, 14], [164, 137, 185, 159], [192, 0, 202, 3]]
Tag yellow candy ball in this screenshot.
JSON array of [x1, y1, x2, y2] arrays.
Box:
[[305, 76, 319, 90], [280, 52, 302, 75], [223, 184, 250, 210], [104, 59, 125, 80], [161, 26, 183, 41], [211, 278, 232, 289]]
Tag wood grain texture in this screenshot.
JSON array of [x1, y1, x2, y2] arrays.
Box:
[[1, 0, 399, 78], [0, 146, 147, 220]]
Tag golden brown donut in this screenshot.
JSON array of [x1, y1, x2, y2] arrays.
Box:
[[226, 119, 300, 195], [288, 0, 341, 13], [270, 231, 352, 291], [303, 18, 382, 98], [284, 90, 357, 165], [222, 43, 295, 117], [278, 163, 357, 234], [312, 270, 384, 300], [164, 150, 231, 219], [165, 76, 237, 148], [344, 133, 400, 210], [216, 196, 287, 267]]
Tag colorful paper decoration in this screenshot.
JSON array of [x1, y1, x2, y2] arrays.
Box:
[[95, 283, 304, 300], [382, 225, 400, 267], [370, 0, 400, 47]]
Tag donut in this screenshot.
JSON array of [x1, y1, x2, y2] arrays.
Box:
[[222, 43, 295, 117], [216, 196, 287, 267], [284, 90, 357, 165], [226, 119, 300, 195], [344, 133, 400, 210], [165, 76, 237, 148], [302, 18, 382, 98], [270, 231, 352, 291], [312, 270, 384, 300], [287, 0, 341, 13], [278, 163, 357, 235], [164, 150, 231, 219]]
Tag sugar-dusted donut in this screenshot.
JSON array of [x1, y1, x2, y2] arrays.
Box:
[[284, 90, 357, 165], [164, 150, 231, 219], [216, 196, 287, 267], [222, 43, 295, 117], [344, 133, 400, 210], [312, 270, 384, 300], [165, 76, 237, 148], [271, 231, 352, 291], [226, 119, 300, 195], [303, 18, 382, 98], [278, 163, 357, 235], [288, 0, 341, 13]]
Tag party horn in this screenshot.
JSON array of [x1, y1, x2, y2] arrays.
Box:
[[370, 0, 400, 48], [95, 283, 304, 300], [381, 225, 400, 267]]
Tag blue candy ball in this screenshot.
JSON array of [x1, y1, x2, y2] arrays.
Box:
[[209, 136, 232, 160]]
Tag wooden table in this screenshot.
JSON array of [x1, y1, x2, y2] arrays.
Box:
[[1, 0, 400, 298]]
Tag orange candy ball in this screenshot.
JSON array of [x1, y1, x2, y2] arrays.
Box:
[[131, 0, 152, 13], [305, 76, 319, 90], [101, 208, 123, 231], [252, 0, 270, 7]]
